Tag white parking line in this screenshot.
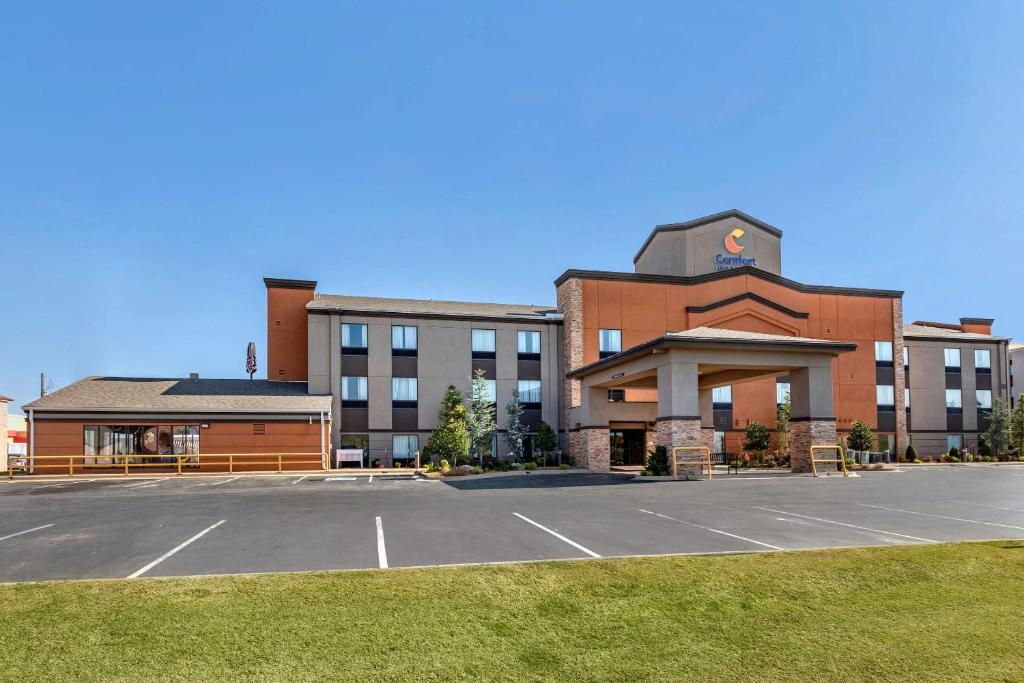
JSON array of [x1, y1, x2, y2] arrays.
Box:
[[326, 476, 356, 482], [0, 524, 55, 542], [638, 509, 783, 551], [375, 516, 388, 568], [513, 512, 601, 558], [861, 504, 1024, 532], [291, 475, 308, 485], [368, 476, 373, 484], [952, 500, 1024, 514], [754, 507, 937, 543], [36, 480, 94, 489], [209, 476, 241, 487], [127, 520, 226, 578], [123, 480, 161, 488]]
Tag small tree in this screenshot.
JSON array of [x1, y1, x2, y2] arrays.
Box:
[[646, 445, 670, 476], [847, 420, 875, 453], [424, 385, 470, 467], [504, 388, 526, 463], [905, 443, 919, 463], [743, 421, 771, 462], [466, 368, 497, 463], [534, 421, 557, 465], [775, 394, 791, 455], [978, 435, 993, 458], [983, 398, 1011, 457], [1011, 399, 1024, 454]]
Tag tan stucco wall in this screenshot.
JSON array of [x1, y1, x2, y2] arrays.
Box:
[[634, 216, 782, 278]]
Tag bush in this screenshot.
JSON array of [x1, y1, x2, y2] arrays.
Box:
[[439, 459, 451, 472], [847, 420, 875, 453], [523, 462, 538, 470], [978, 436, 993, 458], [559, 463, 570, 470], [905, 444, 919, 463], [950, 447, 961, 460], [646, 446, 670, 476]]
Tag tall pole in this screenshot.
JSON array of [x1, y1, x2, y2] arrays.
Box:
[[39, 372, 45, 398]]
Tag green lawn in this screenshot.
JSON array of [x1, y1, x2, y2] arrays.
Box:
[[3, 543, 1024, 682]]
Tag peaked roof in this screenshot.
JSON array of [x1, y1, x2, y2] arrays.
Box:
[[634, 209, 783, 264], [23, 377, 332, 413]]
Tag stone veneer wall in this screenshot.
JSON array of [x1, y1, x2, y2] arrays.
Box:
[[656, 418, 707, 478], [892, 297, 909, 460], [790, 420, 839, 473], [556, 278, 584, 462], [579, 428, 610, 472]]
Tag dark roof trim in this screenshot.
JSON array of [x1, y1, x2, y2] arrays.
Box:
[[565, 335, 858, 379], [554, 266, 904, 299], [960, 317, 995, 325], [307, 307, 563, 325], [264, 277, 318, 290], [634, 210, 783, 264], [686, 292, 809, 319], [903, 333, 1009, 344]]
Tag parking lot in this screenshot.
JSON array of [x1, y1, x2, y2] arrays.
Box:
[[3, 466, 1024, 583]]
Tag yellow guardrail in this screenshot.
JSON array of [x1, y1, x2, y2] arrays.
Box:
[[7, 452, 328, 479], [809, 444, 848, 477], [671, 445, 713, 481]]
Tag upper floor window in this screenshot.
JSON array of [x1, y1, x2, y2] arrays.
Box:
[[876, 384, 895, 409], [472, 329, 496, 359], [944, 348, 961, 371], [341, 376, 368, 406], [904, 348, 910, 369], [392, 326, 417, 355], [945, 388, 963, 411], [904, 387, 911, 410], [518, 331, 541, 360], [776, 382, 791, 405], [599, 329, 622, 359], [482, 379, 497, 403], [976, 389, 993, 410], [975, 349, 991, 373], [342, 324, 368, 354], [608, 389, 626, 403], [712, 386, 732, 408], [518, 380, 542, 406], [392, 377, 418, 404], [874, 341, 894, 366]]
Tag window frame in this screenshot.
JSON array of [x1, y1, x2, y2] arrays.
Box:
[[517, 379, 542, 408], [598, 328, 622, 359], [517, 330, 541, 360], [392, 434, 419, 461], [341, 375, 368, 407], [471, 328, 496, 359], [876, 384, 896, 410], [945, 388, 963, 412], [391, 325, 418, 356], [975, 349, 991, 373], [976, 389, 993, 410], [341, 323, 369, 354], [712, 385, 732, 409], [874, 341, 894, 366], [944, 348, 961, 372], [391, 377, 418, 406]]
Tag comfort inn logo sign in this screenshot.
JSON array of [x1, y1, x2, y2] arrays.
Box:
[[714, 226, 758, 270]]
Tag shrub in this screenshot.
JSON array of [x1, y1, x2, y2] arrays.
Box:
[[559, 463, 570, 470], [439, 458, 451, 472], [978, 436, 993, 458], [905, 444, 919, 463], [523, 462, 538, 470], [847, 420, 875, 453], [744, 422, 771, 458], [646, 446, 670, 476], [949, 447, 961, 460]]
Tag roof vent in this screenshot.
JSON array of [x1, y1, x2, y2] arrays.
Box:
[[189, 373, 199, 380]]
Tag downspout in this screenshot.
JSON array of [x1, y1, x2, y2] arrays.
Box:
[[320, 410, 325, 469], [28, 408, 34, 475]]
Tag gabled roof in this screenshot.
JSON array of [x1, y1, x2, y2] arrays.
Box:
[[23, 377, 332, 413], [634, 209, 783, 264], [308, 293, 560, 321]]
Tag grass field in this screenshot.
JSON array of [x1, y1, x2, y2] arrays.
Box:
[[2, 542, 1024, 682]]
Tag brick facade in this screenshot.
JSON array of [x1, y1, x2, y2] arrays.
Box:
[[556, 278, 584, 462], [892, 297, 909, 460], [790, 419, 839, 474], [656, 418, 707, 479], [579, 427, 610, 472]]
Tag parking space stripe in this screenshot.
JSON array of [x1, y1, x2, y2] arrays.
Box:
[[952, 500, 1024, 514], [513, 512, 601, 558], [754, 507, 937, 543], [375, 516, 388, 568], [861, 504, 1024, 531], [127, 520, 226, 578], [0, 524, 55, 542], [291, 475, 308, 485], [638, 509, 784, 551], [209, 476, 241, 487], [123, 479, 161, 488], [36, 480, 94, 489]]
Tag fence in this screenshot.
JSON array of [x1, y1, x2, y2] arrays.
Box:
[[7, 452, 328, 479]]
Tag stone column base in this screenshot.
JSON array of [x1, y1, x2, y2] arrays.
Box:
[[790, 420, 839, 474], [579, 428, 610, 472], [656, 418, 706, 479], [568, 430, 582, 468]]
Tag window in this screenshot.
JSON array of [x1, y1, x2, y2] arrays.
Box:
[[472, 329, 496, 359], [481, 379, 496, 403], [975, 349, 991, 372], [84, 424, 199, 466], [776, 382, 791, 405], [976, 389, 992, 410], [599, 329, 622, 359], [518, 380, 542, 406], [945, 388, 963, 410], [947, 434, 963, 453], [904, 348, 910, 368], [392, 326, 417, 354], [876, 385, 895, 409], [905, 387, 911, 410], [874, 341, 893, 365], [608, 389, 625, 403], [342, 323, 368, 354], [518, 330, 541, 359], [944, 348, 961, 371], [392, 377, 418, 403], [342, 376, 368, 405], [392, 435, 419, 461], [712, 386, 732, 407]]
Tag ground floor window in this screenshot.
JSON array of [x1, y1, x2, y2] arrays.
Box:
[[609, 429, 645, 467], [339, 434, 369, 467], [392, 435, 419, 464], [947, 434, 963, 453], [83, 425, 200, 466], [876, 434, 895, 457]]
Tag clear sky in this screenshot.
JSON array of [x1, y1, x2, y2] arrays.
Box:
[[3, 2, 1023, 415]]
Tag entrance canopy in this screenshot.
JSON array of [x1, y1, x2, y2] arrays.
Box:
[[566, 327, 857, 473]]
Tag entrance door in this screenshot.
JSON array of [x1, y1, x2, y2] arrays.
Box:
[[610, 429, 646, 466]]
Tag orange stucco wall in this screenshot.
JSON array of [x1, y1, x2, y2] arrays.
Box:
[[580, 273, 896, 439], [28, 419, 328, 474], [267, 286, 314, 381]]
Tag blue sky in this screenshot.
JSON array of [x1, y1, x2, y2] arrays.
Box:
[[3, 2, 1023, 414]]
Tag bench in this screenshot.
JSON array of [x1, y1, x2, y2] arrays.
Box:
[[335, 449, 365, 468]]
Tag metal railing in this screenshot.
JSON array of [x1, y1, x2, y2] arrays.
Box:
[[809, 444, 848, 477], [7, 452, 328, 479], [671, 446, 713, 481]]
